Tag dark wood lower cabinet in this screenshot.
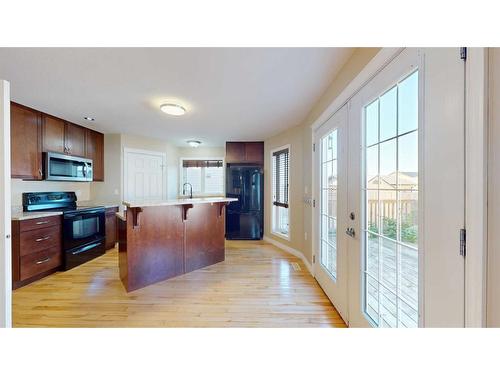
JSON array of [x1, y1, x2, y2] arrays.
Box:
[[12, 215, 62, 289], [105, 206, 119, 250], [118, 202, 227, 292]]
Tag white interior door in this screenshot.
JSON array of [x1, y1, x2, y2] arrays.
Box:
[[123, 148, 166, 202], [313, 105, 349, 322], [346, 48, 465, 327], [0, 80, 12, 328]]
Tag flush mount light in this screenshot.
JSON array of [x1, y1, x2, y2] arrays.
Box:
[[84, 116, 95, 121], [160, 103, 187, 116], [187, 140, 202, 148]]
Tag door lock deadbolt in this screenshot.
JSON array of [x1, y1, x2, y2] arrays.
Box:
[[349, 212, 355, 220]]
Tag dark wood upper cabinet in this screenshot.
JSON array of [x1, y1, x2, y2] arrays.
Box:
[[12, 101, 106, 181], [42, 114, 65, 154], [225, 141, 264, 164], [11, 103, 43, 180], [244, 142, 264, 164], [64, 122, 86, 157], [85, 129, 104, 181], [225, 142, 246, 163], [42, 116, 86, 157]]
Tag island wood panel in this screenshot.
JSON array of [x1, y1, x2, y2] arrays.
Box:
[[184, 203, 225, 273], [122, 206, 185, 291]]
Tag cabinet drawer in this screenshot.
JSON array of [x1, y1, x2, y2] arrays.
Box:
[[19, 225, 61, 256], [19, 215, 61, 232], [20, 247, 61, 281]]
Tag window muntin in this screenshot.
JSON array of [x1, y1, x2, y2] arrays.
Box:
[[181, 159, 224, 196], [272, 147, 290, 237], [363, 70, 419, 328], [320, 130, 338, 279]]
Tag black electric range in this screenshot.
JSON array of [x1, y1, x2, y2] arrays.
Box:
[[23, 192, 106, 270]]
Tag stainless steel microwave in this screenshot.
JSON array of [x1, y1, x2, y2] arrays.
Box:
[[44, 152, 93, 182]]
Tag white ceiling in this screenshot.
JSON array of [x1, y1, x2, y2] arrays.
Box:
[[0, 48, 354, 147]]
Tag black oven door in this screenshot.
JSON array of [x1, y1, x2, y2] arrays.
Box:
[[63, 209, 105, 250]]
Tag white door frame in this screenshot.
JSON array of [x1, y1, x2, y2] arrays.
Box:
[[0, 80, 12, 328], [311, 47, 487, 326], [465, 48, 488, 327], [123, 147, 167, 201], [313, 105, 349, 323]]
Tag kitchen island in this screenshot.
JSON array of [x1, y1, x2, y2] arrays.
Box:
[[118, 197, 237, 292]]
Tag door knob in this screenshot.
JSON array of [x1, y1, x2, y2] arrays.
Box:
[[346, 227, 355, 238]]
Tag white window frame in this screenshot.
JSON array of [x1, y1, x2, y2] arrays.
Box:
[[270, 144, 291, 240], [179, 156, 225, 197]]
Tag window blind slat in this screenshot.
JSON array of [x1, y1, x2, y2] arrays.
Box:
[[182, 160, 223, 168], [272, 148, 289, 208]]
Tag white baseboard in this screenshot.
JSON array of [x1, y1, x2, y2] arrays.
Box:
[[263, 235, 313, 276]]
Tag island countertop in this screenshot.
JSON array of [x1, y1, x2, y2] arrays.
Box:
[[122, 197, 237, 208]]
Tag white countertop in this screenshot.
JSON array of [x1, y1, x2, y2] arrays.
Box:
[[123, 197, 238, 208]]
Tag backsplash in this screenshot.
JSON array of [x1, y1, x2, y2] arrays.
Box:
[[11, 179, 91, 207]]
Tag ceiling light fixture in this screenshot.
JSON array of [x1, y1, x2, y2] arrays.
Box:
[[84, 116, 95, 121], [187, 140, 202, 148], [160, 103, 187, 116]]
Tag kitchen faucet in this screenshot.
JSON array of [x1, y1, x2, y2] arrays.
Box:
[[182, 182, 193, 199]]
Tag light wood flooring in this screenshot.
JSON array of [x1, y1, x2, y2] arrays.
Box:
[[13, 240, 346, 327]]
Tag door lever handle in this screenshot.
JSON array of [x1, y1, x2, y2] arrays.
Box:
[[346, 227, 355, 238]]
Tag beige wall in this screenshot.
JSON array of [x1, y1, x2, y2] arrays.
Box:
[[264, 48, 381, 263], [177, 147, 225, 159], [11, 179, 91, 207]]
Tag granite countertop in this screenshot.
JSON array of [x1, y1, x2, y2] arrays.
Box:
[[11, 210, 63, 221], [123, 197, 238, 208], [11, 200, 122, 221]]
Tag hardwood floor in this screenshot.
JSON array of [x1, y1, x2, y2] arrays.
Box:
[[13, 241, 346, 327]]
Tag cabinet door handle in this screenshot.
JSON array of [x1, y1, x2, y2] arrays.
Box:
[[36, 257, 51, 265], [35, 236, 50, 242], [35, 221, 49, 225], [38, 169, 42, 176]]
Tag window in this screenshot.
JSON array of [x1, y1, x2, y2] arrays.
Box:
[[271, 146, 290, 238], [181, 159, 224, 196], [363, 70, 419, 328], [320, 129, 338, 279]]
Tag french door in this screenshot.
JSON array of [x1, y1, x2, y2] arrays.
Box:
[[315, 48, 466, 327], [313, 105, 349, 322]]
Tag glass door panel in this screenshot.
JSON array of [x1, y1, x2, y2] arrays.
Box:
[[363, 70, 419, 328]]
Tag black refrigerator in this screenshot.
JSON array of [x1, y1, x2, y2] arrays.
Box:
[[225, 165, 263, 240]]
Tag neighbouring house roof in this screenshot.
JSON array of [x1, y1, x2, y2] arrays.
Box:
[[367, 171, 418, 190]]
